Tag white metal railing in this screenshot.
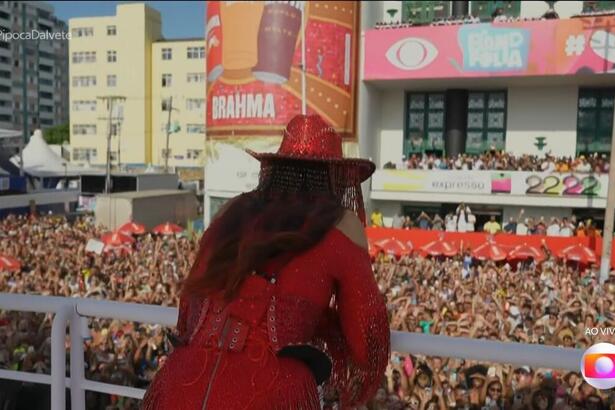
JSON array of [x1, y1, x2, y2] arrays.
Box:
[[0, 292, 584, 410]]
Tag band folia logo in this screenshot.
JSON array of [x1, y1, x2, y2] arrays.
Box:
[[459, 26, 530, 72]]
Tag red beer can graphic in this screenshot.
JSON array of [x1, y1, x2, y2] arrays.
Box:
[[206, 1, 223, 82], [252, 1, 304, 84]]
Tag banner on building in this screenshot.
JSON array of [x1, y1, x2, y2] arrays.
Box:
[[365, 16, 615, 80], [372, 170, 492, 194], [372, 170, 609, 199], [206, 1, 359, 141]]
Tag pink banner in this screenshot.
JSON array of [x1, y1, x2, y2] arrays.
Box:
[[364, 16, 615, 80]]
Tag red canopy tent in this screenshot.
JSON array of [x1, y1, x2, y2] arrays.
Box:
[[0, 255, 21, 272], [374, 238, 413, 258], [101, 231, 135, 246], [118, 221, 146, 236], [472, 241, 508, 261], [507, 243, 544, 262], [557, 243, 597, 265], [421, 238, 458, 257], [152, 222, 183, 235]]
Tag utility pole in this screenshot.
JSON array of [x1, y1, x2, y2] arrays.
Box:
[[600, 101, 615, 283], [164, 96, 174, 173], [98, 95, 125, 194]]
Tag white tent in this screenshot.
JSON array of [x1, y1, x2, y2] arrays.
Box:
[[10, 129, 91, 177]]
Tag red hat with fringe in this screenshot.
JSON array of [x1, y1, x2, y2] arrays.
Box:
[[246, 114, 375, 223]]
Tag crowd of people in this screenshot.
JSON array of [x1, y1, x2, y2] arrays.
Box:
[[1, 213, 614, 409], [368, 251, 615, 410], [371, 206, 603, 238], [0, 214, 197, 409], [383, 152, 609, 174]]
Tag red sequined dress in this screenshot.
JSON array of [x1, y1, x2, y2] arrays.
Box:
[[142, 228, 390, 409]]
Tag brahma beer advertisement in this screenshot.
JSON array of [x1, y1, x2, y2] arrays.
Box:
[[205, 1, 359, 141]]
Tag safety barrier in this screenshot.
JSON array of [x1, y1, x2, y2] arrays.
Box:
[[0, 292, 584, 410]]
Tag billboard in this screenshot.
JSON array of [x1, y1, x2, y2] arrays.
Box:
[[205, 1, 359, 140], [364, 16, 615, 80], [371, 170, 609, 199]]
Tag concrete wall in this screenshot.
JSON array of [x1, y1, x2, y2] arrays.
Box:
[[378, 89, 405, 166], [505, 86, 578, 157], [95, 191, 197, 230]]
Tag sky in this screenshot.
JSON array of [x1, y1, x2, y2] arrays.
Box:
[[48, 1, 206, 39]]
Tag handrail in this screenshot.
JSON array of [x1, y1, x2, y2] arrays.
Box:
[[0, 292, 584, 408]]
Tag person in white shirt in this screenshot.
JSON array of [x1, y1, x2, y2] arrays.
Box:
[[456, 203, 471, 233], [516, 219, 529, 235], [546, 217, 560, 236], [445, 213, 457, 232], [559, 217, 573, 237]]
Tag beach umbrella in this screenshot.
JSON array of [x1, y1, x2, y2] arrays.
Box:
[[374, 238, 413, 258], [421, 238, 457, 257], [101, 231, 135, 246], [472, 241, 507, 261], [152, 222, 184, 235], [118, 221, 146, 236], [0, 255, 21, 272], [507, 243, 544, 262], [557, 243, 597, 265]]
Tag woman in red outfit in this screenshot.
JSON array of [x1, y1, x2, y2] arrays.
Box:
[[142, 115, 390, 409]]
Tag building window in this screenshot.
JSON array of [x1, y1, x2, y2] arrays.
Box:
[[162, 73, 172, 87], [577, 88, 614, 154], [107, 50, 117, 63], [465, 91, 507, 154], [187, 46, 205, 59], [72, 51, 96, 63], [162, 48, 172, 60], [186, 98, 205, 111], [402, 1, 450, 24], [186, 124, 205, 134], [161, 98, 171, 111], [73, 148, 98, 161], [471, 1, 521, 21], [107, 75, 117, 87], [73, 124, 97, 135], [186, 72, 205, 83], [583, 1, 615, 12], [72, 75, 96, 87], [72, 100, 97, 111], [107, 25, 116, 36], [71, 27, 93, 37], [187, 149, 203, 159], [405, 92, 445, 154]]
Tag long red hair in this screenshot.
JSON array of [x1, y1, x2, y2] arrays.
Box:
[[181, 190, 344, 301]]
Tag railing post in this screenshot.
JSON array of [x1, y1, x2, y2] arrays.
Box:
[[70, 311, 87, 410], [51, 305, 72, 410]]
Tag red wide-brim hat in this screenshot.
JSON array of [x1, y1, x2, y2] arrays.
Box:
[[246, 114, 375, 185]]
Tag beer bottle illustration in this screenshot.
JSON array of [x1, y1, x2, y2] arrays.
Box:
[[220, 1, 265, 79], [252, 1, 304, 84]]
